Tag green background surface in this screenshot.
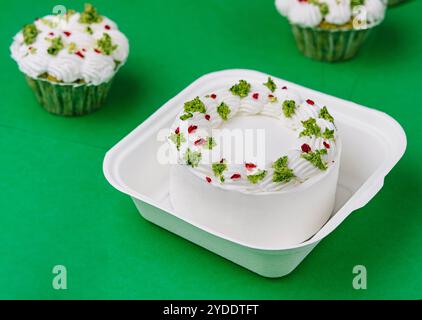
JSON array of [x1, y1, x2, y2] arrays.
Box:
[[0, 0, 420, 300]]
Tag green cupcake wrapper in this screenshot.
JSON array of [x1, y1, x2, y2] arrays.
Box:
[[25, 76, 113, 116], [290, 25, 373, 62], [388, 0, 406, 6]]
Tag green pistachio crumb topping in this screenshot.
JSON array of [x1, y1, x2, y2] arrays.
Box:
[[282, 100, 296, 118], [247, 170, 267, 184], [169, 132, 185, 151], [212, 162, 227, 179], [319, 2, 329, 16], [273, 167, 295, 183], [319, 106, 334, 123], [29, 47, 37, 54], [309, 0, 329, 15], [217, 102, 231, 121], [263, 77, 277, 92], [272, 156, 295, 183], [67, 42, 76, 53], [271, 156, 287, 172], [47, 37, 64, 56], [269, 95, 278, 103], [184, 148, 202, 168], [205, 137, 216, 150], [86, 26, 94, 35], [22, 23, 39, 45], [301, 149, 328, 171], [230, 80, 251, 98], [299, 117, 335, 139], [97, 33, 117, 55], [322, 128, 335, 140], [299, 118, 321, 138], [351, 0, 365, 7], [40, 18, 58, 28], [184, 97, 206, 114], [180, 113, 193, 121], [79, 3, 103, 24]]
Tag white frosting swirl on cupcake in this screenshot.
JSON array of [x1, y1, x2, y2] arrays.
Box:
[[361, 0, 386, 24], [275, 0, 386, 28], [323, 0, 352, 25], [288, 1, 323, 28], [10, 4, 129, 85]]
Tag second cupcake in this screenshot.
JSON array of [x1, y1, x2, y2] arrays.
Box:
[[275, 0, 386, 62]]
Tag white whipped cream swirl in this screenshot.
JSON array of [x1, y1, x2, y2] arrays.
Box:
[[168, 77, 340, 194]]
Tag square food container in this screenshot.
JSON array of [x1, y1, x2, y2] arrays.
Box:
[[103, 69, 406, 278]]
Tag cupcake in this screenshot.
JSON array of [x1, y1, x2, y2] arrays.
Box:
[[10, 3, 129, 116], [275, 0, 386, 62]]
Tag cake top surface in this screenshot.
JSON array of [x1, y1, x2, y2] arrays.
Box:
[[167, 77, 340, 194], [10, 3, 129, 85], [275, 0, 386, 29]]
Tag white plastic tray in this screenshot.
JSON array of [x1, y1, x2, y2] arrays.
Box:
[[103, 69, 406, 278]]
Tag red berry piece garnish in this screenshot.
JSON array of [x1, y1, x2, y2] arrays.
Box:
[[306, 99, 315, 105], [210, 94, 217, 99], [49, 32, 54, 36], [188, 125, 197, 134], [63, 31, 71, 37], [245, 163, 257, 170], [94, 48, 101, 54], [194, 138, 206, 146], [301, 143, 311, 153], [206, 177, 212, 183], [175, 127, 180, 134], [252, 93, 259, 100], [231, 173, 241, 180], [268, 94, 274, 98], [220, 158, 225, 164], [282, 86, 287, 90], [75, 51, 85, 58], [204, 114, 211, 121], [323, 141, 330, 149], [105, 25, 111, 30]]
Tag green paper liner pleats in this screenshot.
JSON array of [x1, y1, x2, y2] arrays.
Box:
[[290, 25, 373, 62], [25, 76, 113, 116], [388, 0, 406, 6]]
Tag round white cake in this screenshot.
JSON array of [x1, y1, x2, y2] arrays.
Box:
[[168, 77, 341, 248]]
